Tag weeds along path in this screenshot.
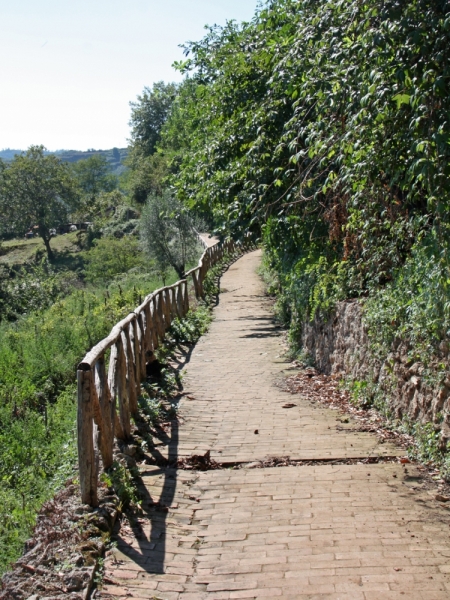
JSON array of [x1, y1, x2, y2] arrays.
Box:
[[101, 250, 450, 600]]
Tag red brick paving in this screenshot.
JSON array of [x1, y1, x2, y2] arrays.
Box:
[[101, 250, 450, 599]]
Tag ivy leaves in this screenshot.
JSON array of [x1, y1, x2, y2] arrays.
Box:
[[156, 0, 450, 343]]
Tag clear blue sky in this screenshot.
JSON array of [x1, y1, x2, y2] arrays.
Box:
[[0, 0, 260, 151]]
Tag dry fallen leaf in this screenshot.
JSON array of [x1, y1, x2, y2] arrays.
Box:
[[435, 494, 449, 503]]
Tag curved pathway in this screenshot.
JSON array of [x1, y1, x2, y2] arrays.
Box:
[[101, 250, 450, 600]]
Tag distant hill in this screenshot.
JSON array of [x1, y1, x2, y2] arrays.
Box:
[[0, 149, 23, 161], [0, 147, 129, 176]]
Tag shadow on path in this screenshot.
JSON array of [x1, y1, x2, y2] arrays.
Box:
[[108, 254, 257, 576], [114, 440, 179, 574], [111, 344, 190, 575]]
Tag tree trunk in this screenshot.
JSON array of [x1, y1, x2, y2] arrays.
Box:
[[42, 236, 54, 261], [174, 264, 185, 279]]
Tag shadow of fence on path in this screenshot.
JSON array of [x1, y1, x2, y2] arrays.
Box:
[[110, 343, 192, 575], [113, 435, 180, 574], [107, 251, 255, 576]]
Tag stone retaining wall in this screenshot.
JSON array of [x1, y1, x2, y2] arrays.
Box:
[[301, 300, 450, 445]]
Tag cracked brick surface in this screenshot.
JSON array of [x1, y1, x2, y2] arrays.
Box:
[[101, 250, 450, 599]]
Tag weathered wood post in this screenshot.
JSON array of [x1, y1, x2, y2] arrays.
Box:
[[129, 318, 141, 401], [191, 270, 201, 298], [143, 303, 154, 352], [107, 341, 124, 441], [77, 368, 98, 507], [183, 280, 189, 315], [198, 265, 204, 297], [123, 326, 138, 417], [94, 357, 114, 470], [171, 286, 179, 319], [136, 311, 147, 381], [156, 293, 165, 338], [164, 288, 173, 327], [176, 282, 183, 318], [77, 235, 241, 506], [117, 336, 131, 439]]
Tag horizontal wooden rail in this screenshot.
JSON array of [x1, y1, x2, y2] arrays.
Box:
[[77, 234, 254, 505]]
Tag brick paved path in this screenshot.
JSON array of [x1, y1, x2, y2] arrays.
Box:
[[102, 250, 450, 599]]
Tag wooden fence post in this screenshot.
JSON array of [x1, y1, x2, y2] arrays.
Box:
[[176, 283, 183, 318], [198, 265, 205, 297], [183, 280, 189, 315], [94, 357, 114, 470], [143, 303, 155, 352], [171, 287, 179, 319], [77, 369, 98, 507], [136, 311, 147, 381], [130, 318, 141, 400], [117, 336, 131, 439], [123, 326, 138, 417], [164, 288, 172, 327], [156, 293, 165, 338], [191, 270, 201, 298], [107, 341, 124, 441]]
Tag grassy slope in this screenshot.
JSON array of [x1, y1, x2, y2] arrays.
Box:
[[0, 233, 181, 575], [0, 232, 80, 267]]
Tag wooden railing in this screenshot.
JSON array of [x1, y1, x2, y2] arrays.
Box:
[[77, 237, 242, 506]]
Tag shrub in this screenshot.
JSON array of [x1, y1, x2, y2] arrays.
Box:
[[84, 236, 148, 284]]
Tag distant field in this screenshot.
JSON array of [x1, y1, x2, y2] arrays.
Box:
[[0, 232, 80, 267]]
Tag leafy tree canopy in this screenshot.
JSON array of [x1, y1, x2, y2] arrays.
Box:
[[84, 236, 145, 284], [153, 0, 450, 348], [163, 0, 448, 281], [72, 154, 117, 203], [140, 191, 200, 280], [126, 81, 180, 204], [0, 146, 80, 259], [129, 81, 179, 161]]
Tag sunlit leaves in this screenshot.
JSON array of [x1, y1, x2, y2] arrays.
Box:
[[159, 0, 450, 334]]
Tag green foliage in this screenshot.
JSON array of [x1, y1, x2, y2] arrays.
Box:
[[140, 191, 201, 279], [168, 306, 212, 345], [100, 461, 139, 509], [84, 236, 147, 284], [76, 197, 139, 250], [0, 261, 78, 321], [124, 152, 171, 204], [407, 421, 443, 466], [138, 397, 165, 423], [0, 387, 77, 575], [364, 234, 450, 356], [99, 202, 140, 240], [72, 154, 117, 209], [0, 265, 174, 574], [345, 378, 390, 416], [125, 79, 212, 208], [0, 146, 80, 259], [403, 418, 450, 482], [257, 257, 281, 298], [129, 81, 179, 161], [159, 0, 450, 362]]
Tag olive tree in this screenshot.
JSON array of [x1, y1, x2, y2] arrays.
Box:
[[140, 191, 200, 280], [0, 146, 79, 259]]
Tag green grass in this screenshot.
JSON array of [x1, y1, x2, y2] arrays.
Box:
[[0, 227, 213, 574], [0, 232, 80, 267], [0, 265, 178, 576]]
